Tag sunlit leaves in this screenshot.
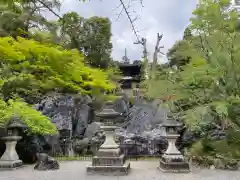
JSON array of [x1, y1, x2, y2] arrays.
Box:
[[0, 36, 115, 134], [0, 37, 114, 95], [0, 98, 57, 134], [8, 99, 57, 134]]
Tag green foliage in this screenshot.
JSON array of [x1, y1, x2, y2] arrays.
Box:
[[167, 40, 192, 68], [60, 12, 113, 69], [0, 36, 115, 134], [147, 0, 240, 159], [0, 36, 114, 97], [0, 1, 114, 69], [83, 16, 112, 68], [0, 0, 60, 38], [0, 98, 57, 134], [0, 0, 117, 135], [106, 66, 122, 82], [190, 130, 240, 159]]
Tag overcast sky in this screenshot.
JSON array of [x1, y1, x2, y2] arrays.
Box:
[[55, 0, 197, 63]]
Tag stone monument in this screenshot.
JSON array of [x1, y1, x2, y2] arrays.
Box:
[[87, 101, 130, 175], [0, 115, 25, 169], [159, 114, 190, 173]]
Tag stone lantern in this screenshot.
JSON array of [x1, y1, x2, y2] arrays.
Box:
[[159, 114, 190, 173], [0, 115, 25, 169], [87, 101, 130, 175], [95, 101, 125, 126]]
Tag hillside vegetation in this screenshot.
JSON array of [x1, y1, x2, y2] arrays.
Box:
[[146, 0, 240, 160]]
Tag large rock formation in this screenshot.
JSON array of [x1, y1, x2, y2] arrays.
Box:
[[115, 99, 169, 156], [0, 93, 103, 163], [35, 93, 102, 156], [36, 94, 93, 136], [0, 92, 178, 161]]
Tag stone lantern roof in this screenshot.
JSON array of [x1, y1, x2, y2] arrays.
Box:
[[96, 101, 120, 118], [6, 115, 26, 130], [162, 114, 182, 128]]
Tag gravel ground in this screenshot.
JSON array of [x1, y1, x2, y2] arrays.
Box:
[[1, 160, 240, 180]]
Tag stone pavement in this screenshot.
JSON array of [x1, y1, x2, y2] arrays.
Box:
[[1, 160, 240, 180]]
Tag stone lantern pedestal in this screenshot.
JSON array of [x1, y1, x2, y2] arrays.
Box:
[[0, 115, 25, 169], [87, 101, 130, 175], [0, 136, 23, 169], [159, 115, 190, 173]]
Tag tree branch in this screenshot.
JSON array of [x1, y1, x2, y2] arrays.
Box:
[[151, 33, 164, 80], [36, 0, 62, 19], [118, 0, 140, 41]]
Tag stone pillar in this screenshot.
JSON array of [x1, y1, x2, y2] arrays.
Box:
[[87, 126, 130, 175], [1, 140, 20, 160], [96, 126, 120, 156], [0, 115, 25, 170], [86, 101, 130, 175], [0, 136, 23, 169], [158, 115, 190, 173]]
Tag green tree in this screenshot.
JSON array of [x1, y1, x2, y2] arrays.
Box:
[[183, 26, 192, 40], [0, 0, 60, 38], [83, 16, 112, 69], [149, 0, 240, 159], [59, 12, 84, 49], [0, 36, 115, 134], [167, 40, 192, 69], [59, 13, 112, 69], [167, 26, 195, 69]]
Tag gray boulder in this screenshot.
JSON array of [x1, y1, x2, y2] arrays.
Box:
[[35, 93, 94, 155]]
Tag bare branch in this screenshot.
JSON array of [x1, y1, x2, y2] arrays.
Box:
[[154, 33, 163, 51], [157, 45, 164, 52], [115, 4, 124, 21], [113, 3, 123, 12], [36, 0, 62, 19], [118, 0, 140, 41], [151, 32, 164, 81], [132, 15, 140, 23]]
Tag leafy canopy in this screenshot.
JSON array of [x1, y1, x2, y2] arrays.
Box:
[[0, 36, 115, 134], [0, 98, 56, 135], [146, 0, 240, 159]]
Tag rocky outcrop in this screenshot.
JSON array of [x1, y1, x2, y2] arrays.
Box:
[[115, 99, 169, 155], [35, 94, 94, 136], [34, 94, 95, 154], [72, 122, 105, 155], [0, 93, 101, 163]]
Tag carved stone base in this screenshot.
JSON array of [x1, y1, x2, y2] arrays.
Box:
[[86, 161, 130, 175], [159, 155, 190, 173], [92, 154, 125, 166], [0, 160, 23, 170], [87, 154, 130, 175]]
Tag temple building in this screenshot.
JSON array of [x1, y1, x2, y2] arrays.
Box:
[[118, 49, 142, 89]]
